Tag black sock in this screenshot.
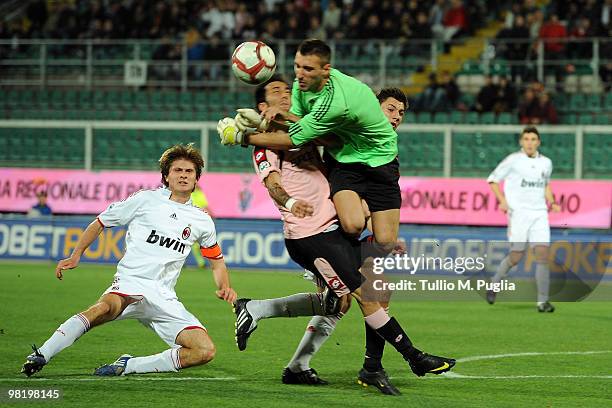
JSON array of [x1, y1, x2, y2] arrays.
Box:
[[363, 322, 385, 372], [374, 317, 422, 362]]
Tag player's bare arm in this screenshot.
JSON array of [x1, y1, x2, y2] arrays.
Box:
[[248, 131, 297, 150], [261, 105, 301, 125], [489, 182, 509, 213], [545, 184, 561, 212], [55, 219, 104, 280], [208, 257, 237, 303], [264, 171, 314, 218]]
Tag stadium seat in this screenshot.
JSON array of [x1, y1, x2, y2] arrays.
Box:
[[433, 112, 449, 123], [497, 112, 513, 124], [480, 112, 495, 124]]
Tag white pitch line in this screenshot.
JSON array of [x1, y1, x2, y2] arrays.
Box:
[[0, 377, 237, 382], [456, 350, 612, 363], [436, 372, 612, 380], [419, 350, 612, 380]]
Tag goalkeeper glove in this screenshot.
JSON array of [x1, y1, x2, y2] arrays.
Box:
[[235, 108, 269, 132], [217, 117, 252, 147]]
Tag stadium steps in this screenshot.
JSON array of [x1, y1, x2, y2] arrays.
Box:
[[404, 21, 504, 96]]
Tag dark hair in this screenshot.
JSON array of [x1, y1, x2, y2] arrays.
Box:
[[520, 126, 540, 140], [255, 74, 287, 108], [159, 143, 204, 187], [377, 88, 408, 108], [297, 39, 331, 65]]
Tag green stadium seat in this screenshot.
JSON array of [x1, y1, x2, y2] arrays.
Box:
[[497, 112, 513, 124], [578, 113, 592, 125], [586, 94, 601, 112], [416, 112, 431, 124], [106, 90, 121, 108], [119, 91, 134, 108], [134, 92, 149, 109], [433, 112, 449, 123], [594, 113, 610, 125], [78, 90, 92, 109], [450, 110, 464, 123], [568, 94, 586, 111], [93, 90, 106, 109], [604, 92, 612, 109], [480, 112, 495, 124], [404, 112, 416, 124], [464, 112, 479, 124], [179, 92, 193, 109], [50, 90, 64, 108], [163, 92, 178, 109]]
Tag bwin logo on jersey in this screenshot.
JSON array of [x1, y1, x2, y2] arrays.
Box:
[[146, 230, 187, 254], [520, 178, 545, 188]]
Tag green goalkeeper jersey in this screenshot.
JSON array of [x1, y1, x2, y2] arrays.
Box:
[[288, 68, 398, 167]]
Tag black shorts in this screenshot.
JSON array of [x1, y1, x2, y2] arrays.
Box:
[[328, 157, 401, 212], [285, 226, 363, 293]]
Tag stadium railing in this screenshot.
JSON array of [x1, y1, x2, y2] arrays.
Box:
[[0, 38, 609, 90], [0, 120, 609, 179]]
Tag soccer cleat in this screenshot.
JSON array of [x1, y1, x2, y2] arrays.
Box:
[[486, 290, 497, 305], [21, 344, 46, 377], [93, 354, 132, 376], [409, 352, 456, 377], [537, 301, 555, 313], [233, 298, 257, 351], [357, 368, 401, 396], [281, 367, 328, 385]]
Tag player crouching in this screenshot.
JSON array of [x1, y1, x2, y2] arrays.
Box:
[[21, 144, 236, 377]]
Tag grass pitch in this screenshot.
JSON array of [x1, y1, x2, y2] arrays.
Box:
[[0, 262, 610, 407]]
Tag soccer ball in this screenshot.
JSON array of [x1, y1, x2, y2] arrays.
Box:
[[231, 41, 276, 85]]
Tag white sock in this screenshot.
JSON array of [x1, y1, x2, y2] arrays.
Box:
[[247, 293, 325, 321], [124, 348, 181, 374], [535, 262, 550, 304], [287, 313, 342, 372], [492, 256, 514, 284], [38, 313, 90, 362]]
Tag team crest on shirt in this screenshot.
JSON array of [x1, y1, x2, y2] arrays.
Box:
[[182, 226, 191, 240], [254, 148, 271, 171]]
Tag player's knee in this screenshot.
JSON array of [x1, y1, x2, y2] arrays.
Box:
[[339, 219, 364, 237], [88, 301, 112, 318], [194, 343, 216, 365], [509, 252, 523, 265]]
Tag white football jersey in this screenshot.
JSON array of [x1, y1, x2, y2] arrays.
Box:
[[487, 150, 553, 211], [98, 188, 220, 295]]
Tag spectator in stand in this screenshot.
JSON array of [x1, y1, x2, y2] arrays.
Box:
[[28, 191, 52, 217], [569, 17, 595, 59], [539, 14, 567, 86], [498, 14, 531, 82], [532, 92, 558, 124], [430, 0, 447, 40], [495, 76, 518, 113], [475, 75, 498, 113], [504, 2, 524, 29], [600, 62, 612, 92], [415, 73, 449, 112], [411, 11, 434, 56], [150, 36, 181, 82], [518, 87, 538, 124], [528, 9, 545, 39], [442, 0, 468, 41], [307, 15, 327, 40], [440, 71, 462, 110], [322, 0, 342, 36], [601, 0, 612, 32]]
